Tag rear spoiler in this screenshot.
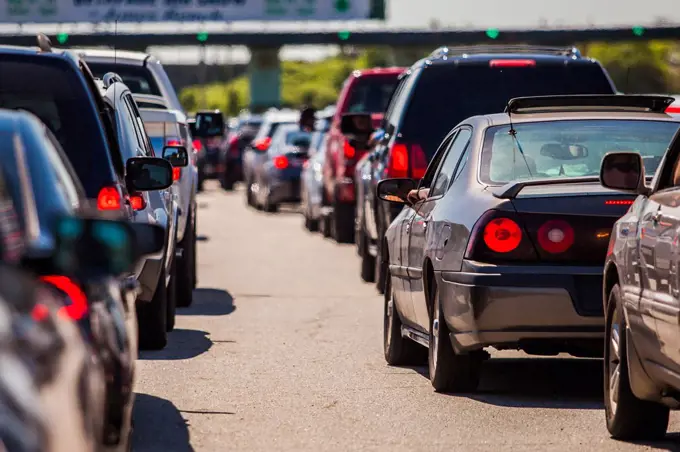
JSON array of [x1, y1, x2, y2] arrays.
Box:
[[491, 176, 601, 199]]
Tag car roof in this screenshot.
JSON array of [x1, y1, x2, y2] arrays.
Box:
[[0, 45, 83, 66], [476, 110, 680, 128], [263, 110, 300, 123], [75, 48, 151, 66], [351, 67, 405, 77]]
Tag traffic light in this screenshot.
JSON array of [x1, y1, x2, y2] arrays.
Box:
[[196, 32, 208, 43], [338, 30, 351, 41], [56, 32, 68, 44], [335, 0, 350, 12], [632, 26, 645, 37], [486, 28, 500, 39]]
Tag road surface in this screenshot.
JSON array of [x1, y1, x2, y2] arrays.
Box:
[[131, 183, 680, 451]]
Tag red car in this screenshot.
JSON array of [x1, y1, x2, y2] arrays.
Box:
[[322, 67, 404, 243]]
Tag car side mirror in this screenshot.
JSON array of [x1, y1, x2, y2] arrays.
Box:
[[162, 145, 188, 167], [51, 214, 165, 278], [600, 152, 649, 195], [125, 157, 173, 191], [377, 178, 417, 205], [340, 113, 374, 136]]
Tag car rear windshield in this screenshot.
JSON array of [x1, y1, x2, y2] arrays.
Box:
[[0, 56, 114, 197], [145, 121, 181, 153], [86, 62, 162, 97], [480, 119, 679, 185], [195, 113, 225, 137], [401, 62, 615, 160], [345, 75, 399, 114]]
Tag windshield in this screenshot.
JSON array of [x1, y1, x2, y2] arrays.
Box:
[[480, 119, 680, 185], [86, 62, 162, 96], [345, 75, 399, 114], [285, 131, 312, 147], [401, 62, 615, 161]]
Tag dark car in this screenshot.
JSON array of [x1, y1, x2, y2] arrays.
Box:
[[600, 99, 680, 440], [220, 116, 262, 190], [356, 45, 618, 294], [0, 107, 171, 450], [191, 110, 227, 190], [376, 95, 677, 393]]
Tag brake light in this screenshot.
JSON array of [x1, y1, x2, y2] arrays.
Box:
[[387, 143, 409, 178], [666, 105, 680, 113], [605, 199, 633, 206], [192, 139, 202, 152], [39, 276, 88, 321], [537, 219, 574, 254], [167, 139, 181, 146], [489, 59, 536, 67], [97, 186, 122, 211], [130, 193, 146, 210], [255, 137, 272, 151], [343, 140, 356, 159], [273, 155, 289, 169], [483, 218, 523, 253], [172, 167, 181, 181], [411, 144, 427, 179]]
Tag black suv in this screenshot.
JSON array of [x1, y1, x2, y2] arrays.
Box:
[[354, 45, 617, 293]]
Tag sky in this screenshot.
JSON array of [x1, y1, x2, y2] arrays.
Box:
[[5, 0, 679, 64]]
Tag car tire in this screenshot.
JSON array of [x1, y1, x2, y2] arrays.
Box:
[[221, 170, 234, 191], [137, 266, 168, 351], [383, 267, 426, 366], [375, 233, 386, 295], [245, 179, 255, 207], [176, 208, 195, 308], [429, 284, 481, 393], [320, 214, 331, 238], [263, 188, 279, 213], [332, 203, 354, 244], [166, 258, 177, 332], [360, 225, 375, 283], [604, 284, 669, 440]]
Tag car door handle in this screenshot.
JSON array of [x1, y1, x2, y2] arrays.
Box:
[[651, 211, 661, 224]]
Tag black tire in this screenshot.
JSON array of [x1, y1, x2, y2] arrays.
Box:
[[604, 284, 669, 440], [221, 171, 234, 191], [197, 171, 205, 192], [375, 235, 386, 294], [137, 266, 168, 351], [176, 208, 195, 308], [166, 258, 177, 332], [360, 226, 375, 283], [264, 197, 279, 213], [245, 179, 255, 207], [429, 284, 481, 393], [192, 210, 198, 289], [308, 217, 319, 232], [332, 203, 354, 244], [383, 267, 426, 366]]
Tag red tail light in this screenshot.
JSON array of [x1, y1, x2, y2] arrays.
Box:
[[172, 167, 181, 181], [97, 186, 122, 211], [666, 105, 680, 113], [192, 139, 202, 152], [489, 59, 536, 67], [483, 218, 523, 253], [38, 276, 88, 321], [343, 140, 356, 159], [465, 210, 538, 262], [273, 155, 289, 169], [167, 139, 181, 146], [255, 137, 272, 151], [386, 142, 428, 179], [537, 219, 574, 254], [130, 193, 146, 210]]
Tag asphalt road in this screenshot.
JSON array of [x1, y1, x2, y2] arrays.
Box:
[[131, 183, 680, 452]]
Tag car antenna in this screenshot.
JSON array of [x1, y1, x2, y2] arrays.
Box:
[[505, 99, 534, 177]]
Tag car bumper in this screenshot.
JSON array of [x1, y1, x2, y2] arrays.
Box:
[[270, 177, 302, 204], [136, 256, 163, 302], [438, 260, 604, 352]]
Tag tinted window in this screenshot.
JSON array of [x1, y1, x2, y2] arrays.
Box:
[[430, 129, 472, 197], [137, 101, 167, 109], [146, 122, 181, 154], [285, 131, 312, 146], [0, 57, 114, 197], [86, 62, 161, 96], [345, 75, 400, 114], [195, 113, 225, 137], [400, 62, 615, 161], [480, 119, 679, 184]]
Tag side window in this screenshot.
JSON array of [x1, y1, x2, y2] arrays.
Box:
[[387, 69, 420, 132], [452, 145, 471, 184], [44, 128, 85, 201], [45, 144, 80, 208], [429, 128, 472, 198], [123, 95, 151, 156], [419, 131, 457, 189]]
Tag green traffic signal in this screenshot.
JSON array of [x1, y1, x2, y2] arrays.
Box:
[[197, 32, 208, 43], [335, 0, 350, 12], [486, 28, 500, 40], [56, 32, 68, 44], [632, 26, 645, 37], [338, 30, 350, 41]]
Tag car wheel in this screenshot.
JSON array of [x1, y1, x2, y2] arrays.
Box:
[[360, 224, 375, 283], [375, 233, 386, 294], [604, 284, 669, 440], [429, 284, 481, 393], [332, 203, 354, 244], [137, 265, 168, 351], [320, 214, 331, 238], [166, 258, 177, 332], [197, 172, 205, 192], [221, 170, 234, 191], [176, 208, 195, 308], [263, 187, 279, 213], [383, 267, 426, 366]]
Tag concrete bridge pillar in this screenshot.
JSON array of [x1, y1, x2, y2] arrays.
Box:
[[248, 46, 282, 113]]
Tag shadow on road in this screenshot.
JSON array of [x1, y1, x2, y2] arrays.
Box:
[[139, 329, 212, 360], [626, 433, 680, 451], [133, 393, 194, 452], [180, 288, 235, 316]]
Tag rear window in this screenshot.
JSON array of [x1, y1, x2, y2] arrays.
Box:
[[345, 75, 399, 114], [86, 62, 161, 96], [0, 56, 114, 197], [144, 121, 180, 153], [285, 131, 312, 146], [137, 101, 167, 109], [400, 62, 615, 160], [195, 113, 225, 137]]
